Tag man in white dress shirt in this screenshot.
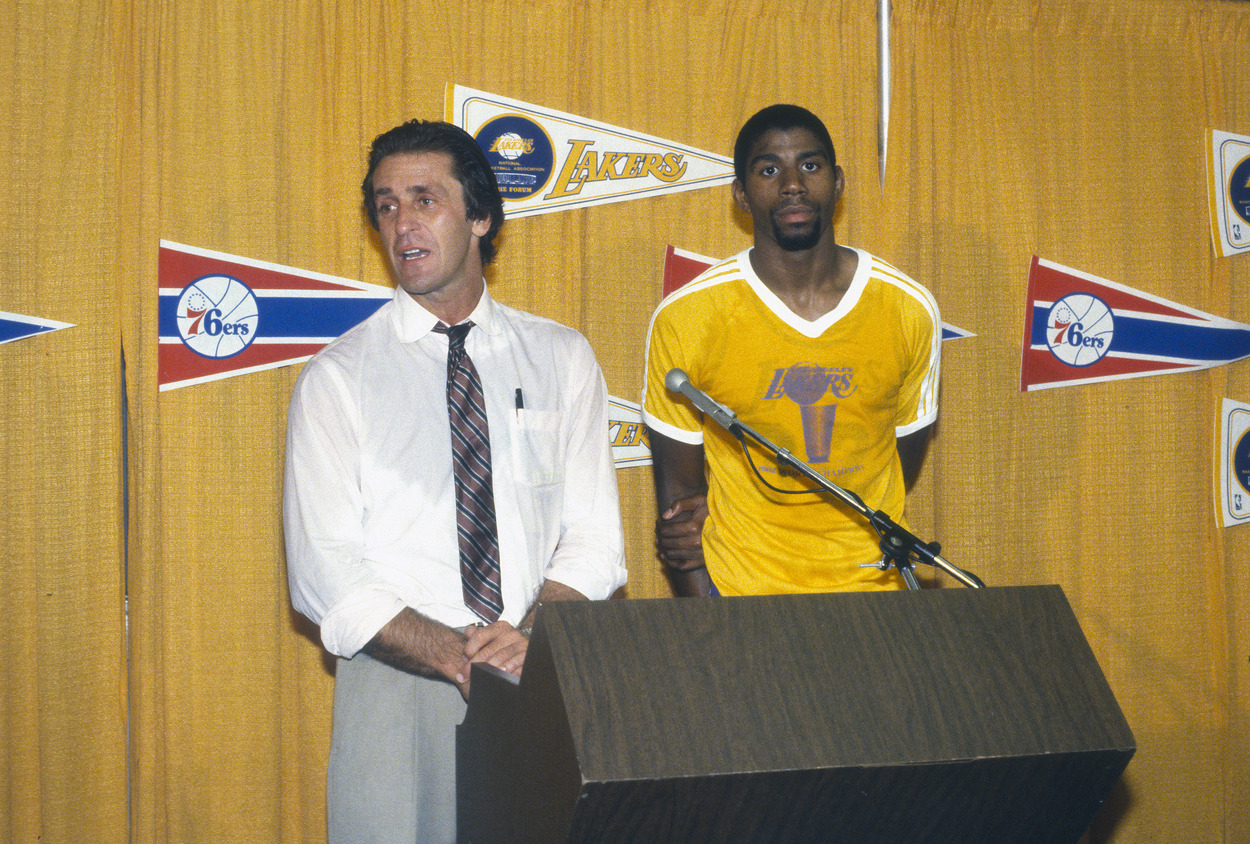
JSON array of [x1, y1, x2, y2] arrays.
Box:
[[283, 119, 627, 843]]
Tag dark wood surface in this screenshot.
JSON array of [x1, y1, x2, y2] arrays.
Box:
[[458, 586, 1135, 843]]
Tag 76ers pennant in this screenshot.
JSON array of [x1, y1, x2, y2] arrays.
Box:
[[158, 241, 391, 391], [1021, 255, 1250, 391]]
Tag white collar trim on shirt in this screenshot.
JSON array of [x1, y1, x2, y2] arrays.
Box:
[[737, 247, 871, 338], [390, 280, 500, 342]]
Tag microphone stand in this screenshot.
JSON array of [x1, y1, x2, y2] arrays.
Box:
[[720, 411, 983, 590]]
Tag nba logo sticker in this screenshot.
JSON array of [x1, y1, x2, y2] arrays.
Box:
[[1220, 398, 1250, 527], [1207, 128, 1250, 258], [1230, 154, 1250, 230], [1045, 293, 1114, 367], [1233, 427, 1250, 503], [175, 275, 260, 358]]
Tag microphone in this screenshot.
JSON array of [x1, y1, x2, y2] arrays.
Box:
[[665, 368, 738, 432]]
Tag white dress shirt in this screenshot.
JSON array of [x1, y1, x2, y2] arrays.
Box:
[[283, 284, 627, 657]]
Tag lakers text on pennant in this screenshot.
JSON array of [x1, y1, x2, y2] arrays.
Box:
[[608, 395, 651, 468]]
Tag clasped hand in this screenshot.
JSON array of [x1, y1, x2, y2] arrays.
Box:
[[453, 621, 529, 699], [655, 493, 708, 571]]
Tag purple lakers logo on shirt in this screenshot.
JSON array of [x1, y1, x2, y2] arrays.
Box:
[[762, 364, 856, 463]]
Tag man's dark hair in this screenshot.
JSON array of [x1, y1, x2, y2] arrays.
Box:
[[733, 104, 838, 184], [361, 119, 505, 265]]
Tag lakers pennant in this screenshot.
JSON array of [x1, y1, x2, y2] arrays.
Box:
[[1220, 398, 1250, 527], [1207, 128, 1250, 259], [446, 85, 734, 218]]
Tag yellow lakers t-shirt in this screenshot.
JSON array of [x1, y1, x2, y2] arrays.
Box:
[[642, 248, 940, 595]]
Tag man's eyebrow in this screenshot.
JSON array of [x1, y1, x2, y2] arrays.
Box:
[[374, 183, 438, 199], [788, 149, 831, 164], [748, 148, 829, 169]]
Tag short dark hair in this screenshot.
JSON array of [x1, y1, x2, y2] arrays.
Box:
[[733, 104, 837, 184], [361, 119, 505, 265]]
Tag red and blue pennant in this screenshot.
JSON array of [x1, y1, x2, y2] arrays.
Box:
[[1021, 255, 1250, 391], [158, 241, 391, 391]]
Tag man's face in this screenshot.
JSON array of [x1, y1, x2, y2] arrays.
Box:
[[370, 151, 490, 303], [732, 127, 843, 252]]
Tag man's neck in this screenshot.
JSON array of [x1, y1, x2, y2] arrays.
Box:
[[407, 276, 485, 326], [747, 239, 857, 321]]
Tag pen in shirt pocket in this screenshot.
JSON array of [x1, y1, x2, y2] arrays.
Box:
[[515, 387, 524, 419]]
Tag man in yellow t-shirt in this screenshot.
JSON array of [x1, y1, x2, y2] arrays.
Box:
[[641, 104, 940, 597]]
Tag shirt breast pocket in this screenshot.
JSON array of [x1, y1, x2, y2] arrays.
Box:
[[511, 409, 564, 487]]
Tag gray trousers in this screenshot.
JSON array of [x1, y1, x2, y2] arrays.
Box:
[[328, 653, 467, 844]]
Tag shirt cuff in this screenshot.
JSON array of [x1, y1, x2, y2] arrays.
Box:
[[641, 410, 704, 445], [319, 587, 409, 658], [895, 407, 938, 438]]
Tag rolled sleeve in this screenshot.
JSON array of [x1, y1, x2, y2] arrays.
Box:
[[284, 355, 398, 658], [318, 587, 408, 658]]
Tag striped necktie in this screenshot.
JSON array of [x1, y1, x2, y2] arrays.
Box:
[[434, 321, 503, 621]]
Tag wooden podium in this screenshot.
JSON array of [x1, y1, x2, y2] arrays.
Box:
[[457, 586, 1134, 843]]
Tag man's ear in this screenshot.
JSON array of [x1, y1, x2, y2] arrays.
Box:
[[471, 215, 491, 238], [731, 178, 749, 214]]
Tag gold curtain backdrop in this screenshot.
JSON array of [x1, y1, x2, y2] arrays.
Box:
[[1, 2, 129, 842], [1, 0, 1246, 839]]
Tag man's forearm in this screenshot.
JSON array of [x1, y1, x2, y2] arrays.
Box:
[[519, 580, 589, 631], [362, 606, 469, 684], [668, 566, 712, 598]]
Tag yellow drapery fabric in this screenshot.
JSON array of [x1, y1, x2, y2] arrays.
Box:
[[1, 0, 1246, 840], [887, 3, 1250, 839], [0, 2, 128, 841]]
